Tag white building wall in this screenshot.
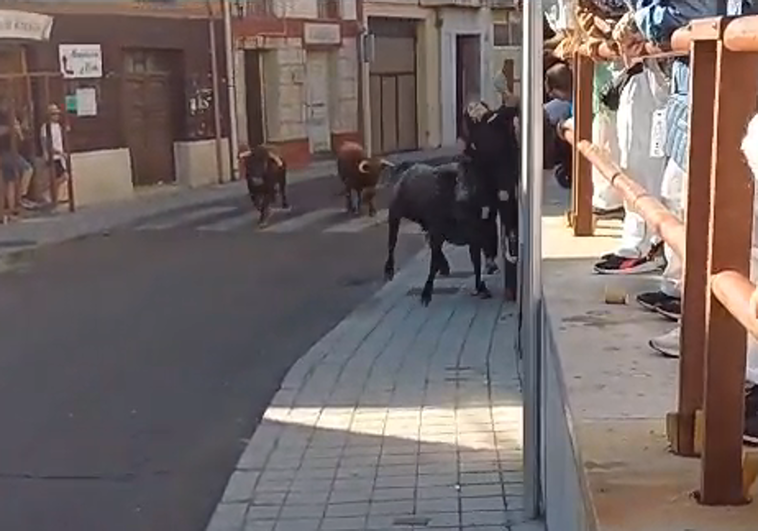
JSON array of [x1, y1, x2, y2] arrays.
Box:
[[330, 38, 359, 133], [261, 39, 308, 142], [439, 7, 494, 146]]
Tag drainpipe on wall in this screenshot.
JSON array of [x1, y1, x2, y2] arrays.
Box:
[[207, 0, 224, 184], [222, 0, 240, 181]]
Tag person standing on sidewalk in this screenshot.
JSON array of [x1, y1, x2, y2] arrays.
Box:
[[39, 104, 70, 207], [0, 100, 34, 218]]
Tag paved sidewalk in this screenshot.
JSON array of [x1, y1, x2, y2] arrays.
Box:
[[206, 248, 544, 531], [0, 146, 460, 259]]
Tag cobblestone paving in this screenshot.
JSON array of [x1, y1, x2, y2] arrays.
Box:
[[206, 249, 543, 531]]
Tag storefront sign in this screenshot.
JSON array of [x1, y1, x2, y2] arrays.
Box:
[[0, 10, 53, 41], [59, 44, 103, 79], [303, 23, 341, 46]]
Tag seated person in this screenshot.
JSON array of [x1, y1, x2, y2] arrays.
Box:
[[544, 62, 573, 189]]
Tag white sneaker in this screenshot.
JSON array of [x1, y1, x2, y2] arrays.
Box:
[[649, 327, 680, 358]]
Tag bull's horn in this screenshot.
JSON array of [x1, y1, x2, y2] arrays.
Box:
[[380, 159, 395, 168], [358, 160, 370, 173], [269, 153, 284, 167]]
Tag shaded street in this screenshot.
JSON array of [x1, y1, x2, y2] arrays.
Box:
[[0, 176, 424, 531]]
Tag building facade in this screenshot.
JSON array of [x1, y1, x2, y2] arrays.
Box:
[[232, 0, 361, 169], [0, 1, 232, 207], [361, 0, 496, 154]]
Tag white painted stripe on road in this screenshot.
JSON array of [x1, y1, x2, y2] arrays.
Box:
[[324, 209, 389, 233], [261, 207, 343, 233], [197, 211, 255, 232], [137, 206, 236, 230]]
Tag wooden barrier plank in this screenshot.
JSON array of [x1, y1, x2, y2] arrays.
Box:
[[677, 39, 718, 458], [700, 43, 758, 506], [572, 53, 594, 236]]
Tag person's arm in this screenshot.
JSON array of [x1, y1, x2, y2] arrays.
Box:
[[633, 1, 697, 46]]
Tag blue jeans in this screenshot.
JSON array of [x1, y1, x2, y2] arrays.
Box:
[[1, 151, 31, 183]]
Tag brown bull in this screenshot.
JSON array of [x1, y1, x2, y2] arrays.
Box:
[[239, 144, 289, 227], [336, 141, 394, 217]]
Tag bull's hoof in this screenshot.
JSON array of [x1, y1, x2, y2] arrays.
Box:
[[384, 262, 395, 281], [420, 285, 433, 306]]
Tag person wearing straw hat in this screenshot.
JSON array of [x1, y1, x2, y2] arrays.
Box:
[[39, 103, 69, 206]]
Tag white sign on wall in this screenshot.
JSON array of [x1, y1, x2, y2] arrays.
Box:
[[303, 23, 341, 46], [0, 10, 53, 41], [59, 44, 103, 79]]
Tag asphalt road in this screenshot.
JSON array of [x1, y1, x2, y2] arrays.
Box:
[[0, 176, 424, 531]]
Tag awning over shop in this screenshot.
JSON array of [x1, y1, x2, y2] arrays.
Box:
[[0, 10, 53, 42]]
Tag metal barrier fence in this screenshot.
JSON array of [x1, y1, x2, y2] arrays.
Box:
[[564, 14, 758, 506]]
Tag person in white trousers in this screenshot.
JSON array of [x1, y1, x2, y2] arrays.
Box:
[[593, 60, 669, 275]]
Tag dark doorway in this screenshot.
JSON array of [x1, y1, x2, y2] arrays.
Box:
[[368, 17, 418, 155], [244, 50, 264, 148], [455, 35, 481, 140], [122, 49, 180, 187]]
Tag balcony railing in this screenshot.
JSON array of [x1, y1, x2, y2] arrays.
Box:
[[562, 15, 758, 506]]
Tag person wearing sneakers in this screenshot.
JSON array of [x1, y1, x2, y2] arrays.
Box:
[[593, 60, 669, 275], [627, 0, 719, 356]]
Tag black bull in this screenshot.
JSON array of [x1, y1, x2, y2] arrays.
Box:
[[383, 103, 560, 305]]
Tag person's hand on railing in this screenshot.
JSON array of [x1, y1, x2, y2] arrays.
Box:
[[750, 286, 758, 322]]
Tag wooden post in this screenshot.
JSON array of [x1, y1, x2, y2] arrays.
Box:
[[699, 43, 758, 506], [675, 39, 718, 457], [61, 79, 75, 212], [572, 53, 594, 236]]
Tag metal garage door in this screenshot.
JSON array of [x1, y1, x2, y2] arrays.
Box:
[[368, 18, 418, 155]]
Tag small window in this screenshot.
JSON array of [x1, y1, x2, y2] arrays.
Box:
[[245, 0, 275, 16], [492, 10, 522, 47], [318, 0, 341, 19]]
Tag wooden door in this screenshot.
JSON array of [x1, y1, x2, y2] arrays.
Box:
[[305, 51, 331, 154], [368, 18, 418, 155], [244, 50, 264, 148], [122, 73, 174, 186]]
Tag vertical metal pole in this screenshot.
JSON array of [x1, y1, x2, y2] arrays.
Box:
[[521, 0, 544, 519], [222, 0, 240, 181], [207, 0, 225, 184]]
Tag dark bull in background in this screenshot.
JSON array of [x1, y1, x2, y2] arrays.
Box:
[[239, 144, 289, 226]]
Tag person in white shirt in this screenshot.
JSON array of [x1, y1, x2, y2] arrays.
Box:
[[39, 103, 69, 205]]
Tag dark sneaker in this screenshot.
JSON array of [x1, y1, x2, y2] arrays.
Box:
[[636, 291, 681, 321], [745, 385, 758, 445], [593, 206, 625, 220], [594, 253, 665, 275]]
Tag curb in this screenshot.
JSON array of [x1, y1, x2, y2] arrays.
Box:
[[0, 150, 459, 262]]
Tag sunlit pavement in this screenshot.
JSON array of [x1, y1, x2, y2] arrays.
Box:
[[207, 248, 541, 531]]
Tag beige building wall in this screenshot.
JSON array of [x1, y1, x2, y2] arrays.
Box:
[[362, 1, 441, 154]]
